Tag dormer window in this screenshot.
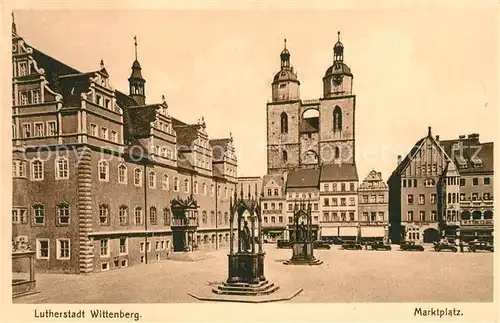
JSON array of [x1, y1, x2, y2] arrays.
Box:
[[470, 156, 483, 168], [19, 61, 28, 76]]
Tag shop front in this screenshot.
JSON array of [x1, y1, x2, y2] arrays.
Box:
[[359, 226, 386, 243], [339, 226, 358, 241], [262, 227, 286, 242]]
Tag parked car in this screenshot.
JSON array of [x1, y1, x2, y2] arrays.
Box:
[[276, 239, 292, 249], [314, 241, 331, 249], [369, 241, 392, 251], [330, 237, 344, 245], [468, 241, 494, 253], [341, 240, 362, 250], [399, 241, 425, 251], [434, 242, 457, 252]]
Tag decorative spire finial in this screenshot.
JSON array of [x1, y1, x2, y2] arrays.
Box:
[[134, 35, 138, 61], [338, 31, 340, 42], [100, 59, 104, 69], [284, 38, 287, 49], [230, 132, 233, 141], [12, 12, 17, 34]]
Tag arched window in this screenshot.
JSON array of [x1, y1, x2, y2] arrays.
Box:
[[148, 171, 156, 188], [173, 177, 179, 191], [98, 160, 109, 181], [99, 204, 110, 225], [210, 211, 215, 224], [55, 157, 69, 179], [163, 208, 171, 225], [134, 168, 142, 186], [202, 182, 207, 195], [224, 212, 229, 224], [184, 179, 190, 193], [202, 211, 207, 224], [282, 150, 288, 162], [31, 159, 44, 180], [149, 206, 157, 224], [280, 112, 288, 134], [334, 147, 340, 159], [210, 184, 215, 196], [162, 174, 169, 190], [118, 164, 127, 184], [118, 206, 128, 225], [134, 207, 143, 224], [333, 106, 342, 132], [56, 201, 70, 225], [194, 181, 198, 194]]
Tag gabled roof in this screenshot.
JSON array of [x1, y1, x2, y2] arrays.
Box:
[[320, 163, 358, 182], [286, 168, 320, 188], [31, 47, 81, 92], [177, 152, 195, 171], [174, 124, 201, 148], [391, 138, 426, 176], [263, 174, 284, 187], [210, 138, 231, 160]]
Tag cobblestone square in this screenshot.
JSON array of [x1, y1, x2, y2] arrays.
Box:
[[14, 244, 493, 303]]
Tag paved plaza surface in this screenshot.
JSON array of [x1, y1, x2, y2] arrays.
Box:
[[15, 244, 493, 303]]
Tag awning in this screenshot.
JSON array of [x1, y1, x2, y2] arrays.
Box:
[[360, 227, 385, 238], [339, 227, 358, 237], [321, 227, 339, 237]]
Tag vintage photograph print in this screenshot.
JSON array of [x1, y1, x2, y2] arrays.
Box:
[[7, 4, 496, 320]]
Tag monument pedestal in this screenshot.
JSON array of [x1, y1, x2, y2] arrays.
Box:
[[212, 252, 279, 296], [283, 242, 323, 265]]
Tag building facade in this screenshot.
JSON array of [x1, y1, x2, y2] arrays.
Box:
[[388, 128, 494, 244], [358, 170, 389, 242], [11, 22, 237, 274], [439, 134, 494, 242]]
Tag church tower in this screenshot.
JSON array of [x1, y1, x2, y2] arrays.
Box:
[[128, 36, 146, 105], [318, 31, 356, 165], [267, 39, 301, 175]]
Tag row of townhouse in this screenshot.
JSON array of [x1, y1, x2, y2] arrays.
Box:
[[11, 24, 238, 274]]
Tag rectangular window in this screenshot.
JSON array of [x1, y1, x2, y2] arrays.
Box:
[[271, 216, 276, 223], [100, 239, 109, 257], [147, 242, 151, 252], [407, 194, 414, 205], [340, 198, 346, 206], [121, 259, 128, 268], [349, 197, 355, 206], [370, 195, 376, 203], [362, 195, 368, 203], [370, 212, 376, 222], [323, 198, 329, 206], [460, 193, 466, 201], [34, 122, 44, 137], [313, 203, 318, 211], [36, 239, 49, 259], [288, 204, 293, 211], [349, 183, 355, 191], [32, 90, 40, 104], [140, 242, 145, 252], [57, 239, 70, 259], [378, 195, 384, 203], [278, 216, 283, 223], [90, 124, 97, 136], [101, 127, 108, 140], [430, 211, 437, 221], [105, 99, 111, 110], [101, 262, 109, 271], [12, 208, 27, 224], [407, 211, 413, 222], [472, 193, 478, 201], [20, 91, 29, 105], [483, 193, 490, 200], [460, 178, 466, 186], [378, 212, 384, 221], [408, 179, 412, 188], [19, 61, 28, 76], [430, 194, 436, 204], [111, 131, 118, 143], [473, 178, 478, 186], [418, 194, 425, 205], [323, 184, 329, 192], [332, 198, 337, 206], [484, 177, 490, 185], [96, 94, 102, 106], [270, 203, 275, 210], [12, 209, 19, 223], [22, 123, 31, 138], [349, 212, 354, 221], [32, 205, 45, 225], [419, 211, 426, 222], [119, 238, 128, 255], [341, 183, 346, 191], [402, 179, 406, 187], [278, 202, 283, 210], [413, 179, 417, 187], [267, 189, 272, 196], [47, 121, 57, 136], [274, 189, 279, 196]]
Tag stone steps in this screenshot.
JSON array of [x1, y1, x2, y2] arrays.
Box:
[[283, 256, 323, 266], [212, 280, 280, 296]]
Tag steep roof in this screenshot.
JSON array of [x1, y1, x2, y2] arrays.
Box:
[[177, 152, 195, 171], [174, 124, 201, 148], [320, 163, 358, 182], [300, 117, 319, 133], [286, 168, 320, 188], [263, 174, 285, 187], [31, 48, 81, 92], [439, 137, 494, 174], [210, 138, 231, 160]]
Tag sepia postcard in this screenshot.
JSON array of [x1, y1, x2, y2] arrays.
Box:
[[1, 1, 498, 322]]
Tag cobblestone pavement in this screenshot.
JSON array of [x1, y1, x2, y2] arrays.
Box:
[[14, 244, 493, 303]]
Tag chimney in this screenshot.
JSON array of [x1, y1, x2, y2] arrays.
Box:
[[428, 126, 432, 136], [468, 133, 479, 140], [459, 135, 466, 139], [435, 135, 440, 141], [397, 155, 402, 166]]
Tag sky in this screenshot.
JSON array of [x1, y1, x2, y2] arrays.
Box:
[[12, 6, 498, 181]]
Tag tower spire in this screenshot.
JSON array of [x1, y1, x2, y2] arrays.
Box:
[[12, 12, 17, 34], [134, 35, 138, 61], [284, 38, 287, 49], [337, 31, 340, 42]]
